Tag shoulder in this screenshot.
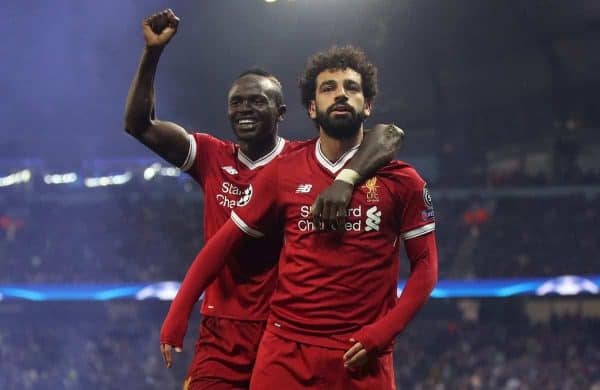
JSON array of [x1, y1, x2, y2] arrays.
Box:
[[377, 160, 426, 189], [278, 137, 317, 162], [282, 137, 317, 155], [192, 132, 236, 150]]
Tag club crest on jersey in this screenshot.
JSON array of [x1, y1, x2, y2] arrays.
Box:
[[222, 166, 238, 175], [361, 177, 380, 203], [423, 184, 433, 207], [237, 185, 253, 207]]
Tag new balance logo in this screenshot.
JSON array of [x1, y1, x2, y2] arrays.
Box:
[[222, 166, 238, 175], [365, 206, 382, 231], [296, 184, 313, 193]]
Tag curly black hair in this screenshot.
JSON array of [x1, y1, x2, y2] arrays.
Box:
[[235, 68, 284, 106], [299, 45, 378, 110]]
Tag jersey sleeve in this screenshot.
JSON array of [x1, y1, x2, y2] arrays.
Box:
[[181, 132, 232, 189], [389, 165, 436, 240], [229, 159, 282, 238]]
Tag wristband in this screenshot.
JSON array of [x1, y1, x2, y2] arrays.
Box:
[[335, 169, 360, 186]]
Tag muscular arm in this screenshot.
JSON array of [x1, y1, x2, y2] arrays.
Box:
[[354, 232, 438, 353], [311, 124, 405, 229], [124, 9, 190, 168]]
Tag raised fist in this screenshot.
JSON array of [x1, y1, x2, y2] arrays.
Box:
[[143, 8, 180, 48]]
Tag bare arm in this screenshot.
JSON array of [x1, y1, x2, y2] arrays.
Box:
[[311, 124, 405, 229], [124, 9, 190, 167]]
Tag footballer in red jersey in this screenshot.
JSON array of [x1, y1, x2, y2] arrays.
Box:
[[161, 46, 437, 389], [125, 10, 404, 390]]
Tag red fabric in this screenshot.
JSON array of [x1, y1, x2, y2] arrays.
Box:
[[233, 141, 436, 350], [187, 133, 308, 320], [353, 232, 438, 353], [184, 317, 266, 390], [249, 330, 395, 390], [160, 220, 246, 348]]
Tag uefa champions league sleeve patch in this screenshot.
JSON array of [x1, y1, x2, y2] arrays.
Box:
[[237, 184, 253, 207], [423, 184, 433, 208]]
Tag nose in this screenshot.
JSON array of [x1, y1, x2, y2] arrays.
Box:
[[334, 92, 349, 102]]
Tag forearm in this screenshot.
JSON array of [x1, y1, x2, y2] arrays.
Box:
[[160, 220, 246, 347], [344, 124, 404, 183], [355, 233, 438, 353], [124, 46, 164, 134]]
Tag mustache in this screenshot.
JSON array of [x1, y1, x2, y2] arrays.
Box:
[[326, 103, 355, 115]]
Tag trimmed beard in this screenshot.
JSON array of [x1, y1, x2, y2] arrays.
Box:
[[315, 108, 365, 140]]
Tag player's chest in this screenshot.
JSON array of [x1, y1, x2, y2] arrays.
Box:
[[204, 164, 257, 212], [282, 175, 398, 235]]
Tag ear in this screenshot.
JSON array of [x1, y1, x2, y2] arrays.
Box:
[[363, 100, 372, 118], [277, 104, 287, 122], [308, 100, 317, 120]]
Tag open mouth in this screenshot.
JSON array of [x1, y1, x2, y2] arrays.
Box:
[[236, 118, 259, 130]]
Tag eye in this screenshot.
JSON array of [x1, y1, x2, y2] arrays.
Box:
[[321, 84, 335, 92], [251, 96, 268, 106], [346, 83, 361, 92]]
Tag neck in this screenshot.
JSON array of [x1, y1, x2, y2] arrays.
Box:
[[239, 136, 278, 161], [318, 126, 363, 163]]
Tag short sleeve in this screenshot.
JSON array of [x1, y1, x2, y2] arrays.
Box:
[[230, 159, 282, 238], [184, 132, 233, 189]]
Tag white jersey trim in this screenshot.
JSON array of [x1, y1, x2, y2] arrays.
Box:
[[231, 211, 264, 238], [401, 223, 435, 240], [315, 139, 360, 173], [238, 137, 285, 170], [179, 133, 197, 172]]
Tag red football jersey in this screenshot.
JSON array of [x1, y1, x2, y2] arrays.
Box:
[[230, 138, 436, 349], [186, 133, 307, 320]]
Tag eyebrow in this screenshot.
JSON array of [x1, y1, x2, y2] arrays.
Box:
[[319, 80, 337, 88]]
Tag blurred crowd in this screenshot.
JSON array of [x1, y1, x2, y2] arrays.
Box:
[[1, 187, 597, 283], [1, 301, 598, 390]]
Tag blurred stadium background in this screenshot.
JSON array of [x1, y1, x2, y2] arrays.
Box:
[[1, 0, 599, 388]]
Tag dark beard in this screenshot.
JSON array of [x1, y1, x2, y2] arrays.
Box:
[[315, 108, 364, 140]]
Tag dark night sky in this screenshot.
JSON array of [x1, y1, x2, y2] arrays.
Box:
[[2, 0, 599, 164]]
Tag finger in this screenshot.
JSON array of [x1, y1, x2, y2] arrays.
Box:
[[161, 344, 173, 368], [343, 342, 363, 361], [175, 347, 182, 353], [345, 349, 368, 368], [335, 205, 346, 228], [310, 198, 323, 229], [321, 200, 334, 230], [166, 9, 180, 27]]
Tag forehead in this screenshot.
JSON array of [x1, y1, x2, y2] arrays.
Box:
[[316, 68, 362, 86], [229, 75, 277, 98]]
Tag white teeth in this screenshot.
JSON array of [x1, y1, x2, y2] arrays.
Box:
[[238, 119, 256, 125]]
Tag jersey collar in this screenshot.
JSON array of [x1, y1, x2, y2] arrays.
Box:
[[314, 138, 360, 174], [237, 136, 285, 170]]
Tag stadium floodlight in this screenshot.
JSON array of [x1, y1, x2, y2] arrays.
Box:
[[143, 163, 161, 181], [0, 169, 31, 187], [159, 167, 181, 177], [43, 172, 78, 185], [84, 171, 133, 188]]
